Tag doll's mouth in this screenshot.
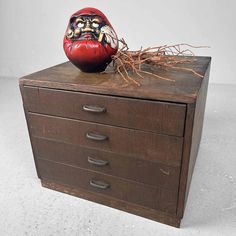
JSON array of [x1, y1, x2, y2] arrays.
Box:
[[77, 32, 97, 41], [74, 31, 105, 42]]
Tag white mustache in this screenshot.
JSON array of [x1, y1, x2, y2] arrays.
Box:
[[98, 26, 118, 49], [67, 25, 118, 49]]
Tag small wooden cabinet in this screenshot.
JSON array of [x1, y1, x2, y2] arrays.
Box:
[[19, 56, 211, 227]]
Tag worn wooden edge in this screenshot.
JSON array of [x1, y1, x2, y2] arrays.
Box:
[[18, 57, 212, 104], [192, 57, 211, 99], [176, 59, 211, 218], [41, 178, 181, 228], [19, 77, 196, 103], [18, 78, 196, 104]]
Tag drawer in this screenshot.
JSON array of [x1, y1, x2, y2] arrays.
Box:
[[23, 86, 186, 136], [37, 158, 178, 213], [32, 137, 180, 191], [29, 113, 183, 166]]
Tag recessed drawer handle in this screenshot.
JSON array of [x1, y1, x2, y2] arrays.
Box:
[[82, 105, 106, 113], [88, 156, 109, 166], [89, 179, 110, 189], [86, 132, 108, 141]]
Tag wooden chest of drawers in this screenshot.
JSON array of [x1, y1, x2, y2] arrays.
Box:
[[19, 56, 211, 227]]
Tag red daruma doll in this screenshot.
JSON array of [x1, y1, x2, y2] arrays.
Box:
[[63, 8, 118, 72]]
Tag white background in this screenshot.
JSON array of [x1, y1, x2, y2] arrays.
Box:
[[0, 0, 235, 84]]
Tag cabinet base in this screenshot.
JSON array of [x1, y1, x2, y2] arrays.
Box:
[[41, 178, 181, 228]]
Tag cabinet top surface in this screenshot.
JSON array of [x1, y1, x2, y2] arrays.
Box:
[[20, 56, 211, 103]]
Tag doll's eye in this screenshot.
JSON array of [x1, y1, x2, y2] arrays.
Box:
[[77, 22, 84, 28], [92, 22, 99, 28]]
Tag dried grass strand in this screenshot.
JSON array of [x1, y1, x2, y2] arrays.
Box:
[[109, 37, 208, 86]]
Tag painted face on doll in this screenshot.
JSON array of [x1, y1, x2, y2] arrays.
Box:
[[63, 8, 118, 72]]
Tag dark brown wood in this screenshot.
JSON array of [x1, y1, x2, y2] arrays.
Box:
[[177, 61, 211, 218], [19, 85, 41, 178], [37, 158, 178, 214], [28, 112, 183, 166], [19, 56, 211, 228], [32, 137, 181, 190], [19, 57, 211, 103], [176, 103, 195, 218], [41, 179, 180, 227], [22, 86, 186, 136]]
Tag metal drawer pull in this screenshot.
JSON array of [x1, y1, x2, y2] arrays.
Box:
[[88, 156, 109, 166], [89, 179, 110, 189], [86, 132, 108, 141], [82, 105, 106, 113]]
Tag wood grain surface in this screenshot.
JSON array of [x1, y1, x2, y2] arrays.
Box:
[[19, 55, 211, 227], [20, 56, 211, 103], [41, 179, 181, 227], [28, 112, 183, 166], [38, 158, 178, 214], [32, 137, 181, 190], [23, 86, 186, 136]]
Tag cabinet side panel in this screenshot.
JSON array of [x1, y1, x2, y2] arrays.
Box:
[[185, 62, 211, 201], [177, 61, 211, 218], [19, 83, 41, 178]]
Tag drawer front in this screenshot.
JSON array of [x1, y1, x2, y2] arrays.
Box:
[[29, 113, 183, 166], [23, 86, 186, 136], [37, 159, 178, 213], [32, 137, 180, 191]]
